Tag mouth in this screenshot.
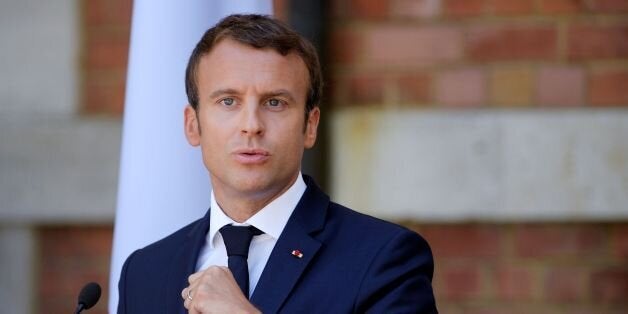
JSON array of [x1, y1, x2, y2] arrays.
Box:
[[233, 148, 270, 164]]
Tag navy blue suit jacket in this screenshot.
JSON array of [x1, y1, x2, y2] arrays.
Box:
[[118, 176, 437, 313]]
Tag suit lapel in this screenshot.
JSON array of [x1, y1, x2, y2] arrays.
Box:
[[250, 176, 329, 313], [165, 209, 211, 314]]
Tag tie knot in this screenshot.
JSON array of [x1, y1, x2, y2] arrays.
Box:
[[219, 225, 262, 257]]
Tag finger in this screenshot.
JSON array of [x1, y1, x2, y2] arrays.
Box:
[[188, 271, 201, 284], [188, 270, 205, 284], [182, 287, 193, 309], [183, 291, 190, 310], [186, 296, 201, 314]]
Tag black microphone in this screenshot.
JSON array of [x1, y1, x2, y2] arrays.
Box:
[[74, 282, 101, 313]]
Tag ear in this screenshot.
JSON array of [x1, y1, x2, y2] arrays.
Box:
[[304, 107, 320, 149], [184, 105, 201, 146]]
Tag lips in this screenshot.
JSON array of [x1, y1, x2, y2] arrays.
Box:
[[233, 148, 270, 164]]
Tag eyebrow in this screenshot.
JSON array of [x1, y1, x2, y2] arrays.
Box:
[[209, 88, 239, 99], [262, 89, 297, 103], [208, 88, 297, 103]]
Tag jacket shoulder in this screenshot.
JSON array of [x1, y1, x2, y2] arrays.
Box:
[[131, 216, 205, 262], [325, 203, 437, 313], [326, 201, 428, 244]]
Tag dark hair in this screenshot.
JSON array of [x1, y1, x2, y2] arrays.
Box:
[[185, 14, 322, 117]]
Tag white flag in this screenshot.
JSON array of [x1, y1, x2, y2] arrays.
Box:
[[109, 1, 272, 311]]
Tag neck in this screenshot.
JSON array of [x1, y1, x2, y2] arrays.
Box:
[[213, 173, 299, 223]]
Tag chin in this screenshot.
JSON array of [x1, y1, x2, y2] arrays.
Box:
[[232, 173, 273, 192], [210, 166, 295, 197]]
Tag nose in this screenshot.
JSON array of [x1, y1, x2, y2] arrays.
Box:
[[240, 101, 264, 137]]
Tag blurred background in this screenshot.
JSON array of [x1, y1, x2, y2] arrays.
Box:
[[1, 0, 627, 313]]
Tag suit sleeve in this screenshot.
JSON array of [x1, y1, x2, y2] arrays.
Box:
[[355, 229, 438, 314]]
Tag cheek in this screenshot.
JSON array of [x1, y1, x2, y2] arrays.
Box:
[[274, 118, 306, 143], [199, 111, 228, 139], [281, 131, 307, 156], [199, 125, 228, 155]]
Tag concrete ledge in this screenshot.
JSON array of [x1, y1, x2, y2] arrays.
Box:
[[331, 108, 628, 222], [0, 226, 34, 314], [0, 115, 121, 223]]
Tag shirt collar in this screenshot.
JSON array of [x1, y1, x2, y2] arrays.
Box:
[[207, 173, 306, 248]]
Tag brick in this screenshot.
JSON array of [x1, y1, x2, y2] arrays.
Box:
[[489, 66, 533, 106], [272, 0, 290, 22], [568, 25, 628, 60], [84, 0, 108, 27], [86, 33, 130, 69], [461, 307, 503, 314], [390, 0, 441, 19], [590, 268, 628, 303], [567, 306, 628, 314], [439, 264, 483, 300], [444, 0, 485, 17], [536, 66, 585, 106], [38, 226, 113, 314], [612, 225, 628, 260], [362, 26, 464, 66], [84, 0, 132, 27], [435, 304, 463, 314], [590, 0, 628, 12], [396, 73, 431, 104], [84, 73, 127, 114], [347, 74, 386, 105], [82, 0, 131, 116], [590, 70, 628, 106], [330, 0, 346, 18], [539, 0, 584, 14], [544, 267, 588, 301], [435, 68, 487, 107], [514, 224, 606, 258], [349, 0, 389, 19], [463, 306, 556, 314], [108, 0, 133, 25], [420, 224, 501, 258], [466, 25, 557, 61], [40, 226, 113, 257], [329, 28, 361, 64], [325, 76, 339, 104], [488, 0, 535, 15], [493, 266, 536, 300]]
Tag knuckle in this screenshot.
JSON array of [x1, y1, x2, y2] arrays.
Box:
[[206, 266, 223, 275]]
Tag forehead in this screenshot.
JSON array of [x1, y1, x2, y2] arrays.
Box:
[[196, 39, 309, 99]]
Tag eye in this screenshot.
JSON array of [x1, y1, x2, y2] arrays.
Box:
[[268, 98, 281, 107], [265, 98, 286, 110], [220, 98, 235, 106]]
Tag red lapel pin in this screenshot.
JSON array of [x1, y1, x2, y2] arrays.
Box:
[[291, 249, 303, 258]]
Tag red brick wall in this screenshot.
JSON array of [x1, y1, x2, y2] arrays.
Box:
[[329, 0, 628, 108], [38, 226, 112, 314], [34, 0, 130, 312], [36, 223, 628, 313], [80, 0, 131, 115], [408, 223, 628, 313]]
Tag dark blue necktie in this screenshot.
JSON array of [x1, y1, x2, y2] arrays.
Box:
[[219, 224, 262, 298]]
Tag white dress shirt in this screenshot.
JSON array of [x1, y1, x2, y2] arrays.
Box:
[[195, 173, 306, 297]]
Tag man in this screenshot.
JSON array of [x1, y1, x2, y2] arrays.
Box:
[[117, 14, 437, 313]]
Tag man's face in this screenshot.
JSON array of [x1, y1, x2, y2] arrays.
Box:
[[184, 39, 319, 201]]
